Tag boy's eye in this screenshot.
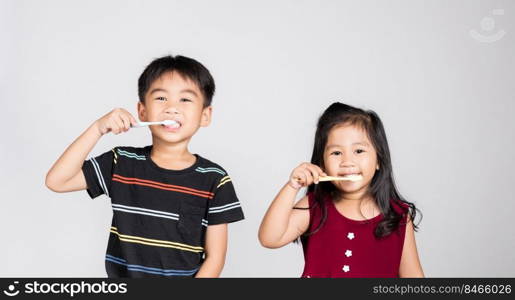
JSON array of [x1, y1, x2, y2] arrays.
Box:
[[155, 96, 167, 101], [331, 151, 342, 156], [180, 98, 192, 102]]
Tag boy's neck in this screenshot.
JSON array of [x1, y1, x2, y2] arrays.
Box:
[[150, 138, 196, 170]]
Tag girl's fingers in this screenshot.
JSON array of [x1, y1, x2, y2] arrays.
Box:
[[306, 165, 321, 184], [302, 169, 313, 186], [315, 165, 327, 177], [294, 171, 307, 186]]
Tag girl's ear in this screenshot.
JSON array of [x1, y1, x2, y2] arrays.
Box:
[[376, 164, 380, 170], [200, 106, 212, 127], [137, 101, 147, 122]]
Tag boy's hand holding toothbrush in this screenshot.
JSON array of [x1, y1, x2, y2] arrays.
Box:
[[94, 108, 138, 136], [93, 108, 178, 136]]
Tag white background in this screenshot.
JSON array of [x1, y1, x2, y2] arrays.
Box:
[[1, 0, 514, 277]]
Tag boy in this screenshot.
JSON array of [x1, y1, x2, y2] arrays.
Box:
[[46, 55, 244, 278]]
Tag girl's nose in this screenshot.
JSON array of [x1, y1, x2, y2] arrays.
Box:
[[339, 159, 356, 168]]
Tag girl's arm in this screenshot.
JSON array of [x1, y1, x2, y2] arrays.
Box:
[[45, 108, 136, 193], [399, 218, 425, 277], [195, 223, 227, 277], [258, 163, 326, 248]]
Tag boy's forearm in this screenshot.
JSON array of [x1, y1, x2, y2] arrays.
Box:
[[258, 183, 298, 245], [46, 122, 102, 189], [195, 256, 225, 278]]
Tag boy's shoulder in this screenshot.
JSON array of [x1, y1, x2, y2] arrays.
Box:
[[195, 154, 230, 175], [113, 145, 148, 153], [110, 145, 149, 160]]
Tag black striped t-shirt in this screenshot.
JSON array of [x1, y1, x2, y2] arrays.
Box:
[[82, 145, 244, 278]]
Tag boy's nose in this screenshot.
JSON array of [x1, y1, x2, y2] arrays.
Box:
[[164, 106, 180, 115]]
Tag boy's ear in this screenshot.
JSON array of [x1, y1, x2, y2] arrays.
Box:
[[137, 101, 147, 122], [200, 106, 212, 127]]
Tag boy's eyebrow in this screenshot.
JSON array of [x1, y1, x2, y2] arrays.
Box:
[[180, 89, 199, 97], [149, 88, 168, 95]]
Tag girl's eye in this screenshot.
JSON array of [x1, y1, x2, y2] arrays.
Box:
[[331, 151, 342, 156], [155, 96, 167, 101], [180, 98, 192, 102], [355, 149, 365, 154]]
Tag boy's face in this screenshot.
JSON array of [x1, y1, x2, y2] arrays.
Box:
[[137, 71, 212, 145], [323, 124, 379, 196]]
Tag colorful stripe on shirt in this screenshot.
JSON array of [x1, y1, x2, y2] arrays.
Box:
[[111, 204, 179, 221], [195, 167, 226, 176], [116, 149, 146, 160], [90, 157, 109, 197], [112, 174, 214, 199], [105, 255, 199, 276], [217, 176, 232, 188], [109, 227, 204, 253], [208, 202, 242, 214]]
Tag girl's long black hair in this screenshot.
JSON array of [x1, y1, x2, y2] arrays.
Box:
[[300, 102, 421, 241]]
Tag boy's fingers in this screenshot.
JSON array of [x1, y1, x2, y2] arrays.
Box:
[[112, 119, 124, 134], [129, 115, 138, 126], [119, 115, 130, 131]]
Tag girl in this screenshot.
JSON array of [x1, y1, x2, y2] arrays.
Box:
[[258, 102, 424, 278]]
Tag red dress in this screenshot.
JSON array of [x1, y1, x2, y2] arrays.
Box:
[[301, 193, 408, 278]]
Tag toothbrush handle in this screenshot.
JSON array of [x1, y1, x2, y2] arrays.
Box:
[[131, 122, 150, 128]]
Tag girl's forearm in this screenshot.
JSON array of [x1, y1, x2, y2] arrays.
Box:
[[258, 183, 299, 246]]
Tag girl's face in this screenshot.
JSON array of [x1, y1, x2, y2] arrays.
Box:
[[323, 124, 379, 197]]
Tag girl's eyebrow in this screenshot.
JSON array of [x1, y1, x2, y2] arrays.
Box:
[[325, 142, 370, 149]]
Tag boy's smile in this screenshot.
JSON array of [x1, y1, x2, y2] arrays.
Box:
[[137, 71, 211, 144], [323, 124, 379, 197]]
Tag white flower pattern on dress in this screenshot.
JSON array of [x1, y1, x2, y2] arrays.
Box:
[[345, 250, 352, 257], [342, 265, 350, 272], [347, 232, 355, 240]]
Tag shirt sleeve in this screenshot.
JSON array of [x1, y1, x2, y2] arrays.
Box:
[[207, 174, 244, 225], [81, 148, 116, 199]]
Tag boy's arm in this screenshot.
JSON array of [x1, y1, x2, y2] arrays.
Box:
[[399, 218, 425, 277], [195, 223, 227, 278], [45, 108, 136, 193]]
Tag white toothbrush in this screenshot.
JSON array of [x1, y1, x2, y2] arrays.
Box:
[[293, 174, 363, 184], [319, 175, 363, 182], [131, 120, 177, 128]]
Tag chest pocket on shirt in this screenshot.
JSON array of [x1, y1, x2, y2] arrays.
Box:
[[177, 202, 205, 246]]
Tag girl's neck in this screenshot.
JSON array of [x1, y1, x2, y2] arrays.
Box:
[[337, 188, 370, 202]]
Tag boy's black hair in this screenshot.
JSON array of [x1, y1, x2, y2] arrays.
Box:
[[299, 102, 421, 241], [138, 55, 215, 107]]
